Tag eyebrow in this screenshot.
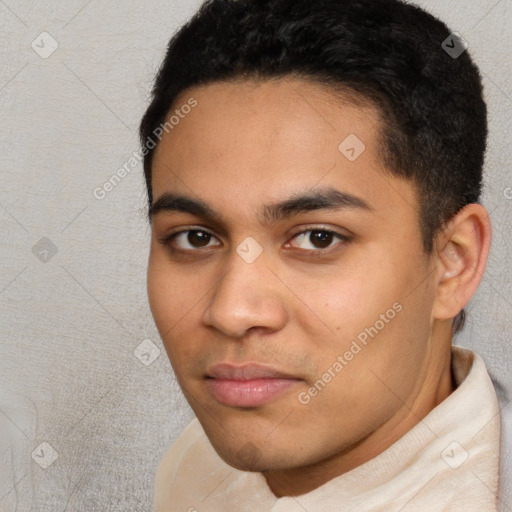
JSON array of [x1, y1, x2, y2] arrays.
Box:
[[149, 186, 372, 226]]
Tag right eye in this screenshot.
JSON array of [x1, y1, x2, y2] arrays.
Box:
[[158, 228, 222, 251]]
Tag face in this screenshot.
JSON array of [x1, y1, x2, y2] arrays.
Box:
[[147, 78, 441, 484]]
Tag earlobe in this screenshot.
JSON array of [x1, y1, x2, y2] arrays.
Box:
[[432, 204, 492, 321]]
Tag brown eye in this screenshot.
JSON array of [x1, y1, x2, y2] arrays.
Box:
[[288, 229, 348, 252], [184, 230, 212, 248], [160, 229, 221, 250]]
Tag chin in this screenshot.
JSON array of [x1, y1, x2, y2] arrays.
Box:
[[208, 438, 290, 473]]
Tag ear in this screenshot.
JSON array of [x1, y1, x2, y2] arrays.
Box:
[[431, 204, 492, 322]]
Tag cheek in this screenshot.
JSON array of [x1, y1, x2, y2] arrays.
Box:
[[322, 265, 433, 411], [146, 247, 212, 372], [311, 271, 395, 347], [310, 250, 431, 384], [147, 251, 171, 327], [147, 249, 190, 347]]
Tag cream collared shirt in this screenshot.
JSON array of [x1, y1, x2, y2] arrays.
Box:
[[154, 347, 501, 511]]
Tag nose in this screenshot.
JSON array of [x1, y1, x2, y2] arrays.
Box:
[[202, 245, 288, 338]]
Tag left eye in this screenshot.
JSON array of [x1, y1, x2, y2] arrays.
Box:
[[286, 229, 348, 251], [159, 228, 348, 253]]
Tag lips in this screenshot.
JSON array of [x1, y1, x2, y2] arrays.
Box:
[[206, 363, 298, 380], [205, 363, 302, 407]]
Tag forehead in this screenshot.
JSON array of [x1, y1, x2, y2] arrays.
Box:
[[150, 78, 418, 227]]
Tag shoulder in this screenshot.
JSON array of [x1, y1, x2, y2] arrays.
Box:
[[153, 417, 204, 505]]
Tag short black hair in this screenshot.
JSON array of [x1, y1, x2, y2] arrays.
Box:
[[140, 0, 487, 332]]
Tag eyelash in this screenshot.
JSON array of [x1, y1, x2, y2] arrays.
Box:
[[158, 226, 350, 257]]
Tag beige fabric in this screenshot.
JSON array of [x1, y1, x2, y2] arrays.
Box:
[[154, 347, 501, 511]]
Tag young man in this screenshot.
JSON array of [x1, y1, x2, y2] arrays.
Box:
[[140, 0, 501, 509]]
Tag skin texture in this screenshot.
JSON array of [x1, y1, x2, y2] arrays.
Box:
[[146, 78, 491, 497]]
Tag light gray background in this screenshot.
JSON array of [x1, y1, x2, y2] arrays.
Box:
[[0, 1, 510, 511]]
